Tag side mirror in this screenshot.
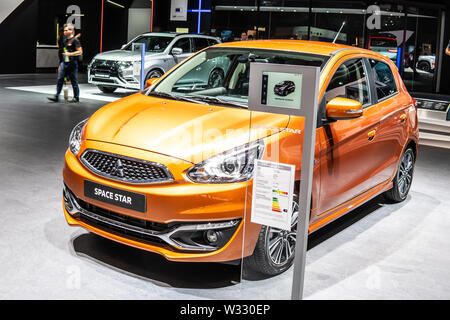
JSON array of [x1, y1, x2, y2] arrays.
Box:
[[171, 47, 183, 55], [145, 77, 159, 88], [326, 97, 363, 119]]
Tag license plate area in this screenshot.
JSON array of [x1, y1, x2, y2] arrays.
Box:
[[84, 180, 146, 213], [95, 72, 110, 78]]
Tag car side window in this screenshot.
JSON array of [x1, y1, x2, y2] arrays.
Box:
[[193, 38, 210, 52], [207, 38, 219, 46], [325, 58, 370, 107], [369, 59, 397, 100], [173, 38, 191, 53]]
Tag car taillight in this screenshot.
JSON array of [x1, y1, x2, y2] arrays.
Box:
[[388, 49, 398, 53]]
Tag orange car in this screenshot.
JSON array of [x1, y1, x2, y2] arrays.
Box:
[[63, 40, 418, 276]]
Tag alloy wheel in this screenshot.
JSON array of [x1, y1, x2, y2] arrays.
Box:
[[397, 150, 414, 199], [208, 69, 224, 88], [265, 199, 298, 266], [146, 69, 163, 80]]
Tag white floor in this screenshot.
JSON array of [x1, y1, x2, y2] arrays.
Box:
[[6, 83, 136, 103]]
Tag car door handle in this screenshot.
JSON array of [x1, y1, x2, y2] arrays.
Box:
[[367, 130, 376, 141], [399, 114, 407, 123]]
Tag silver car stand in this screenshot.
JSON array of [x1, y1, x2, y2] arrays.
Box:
[[248, 63, 320, 300]]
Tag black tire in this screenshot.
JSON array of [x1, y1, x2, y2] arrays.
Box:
[[146, 69, 163, 81], [208, 68, 224, 88], [97, 85, 117, 94], [244, 195, 299, 276], [417, 61, 431, 73], [384, 147, 415, 203]]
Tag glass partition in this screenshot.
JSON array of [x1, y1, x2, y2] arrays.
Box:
[[310, 1, 367, 47], [402, 6, 440, 93], [213, 0, 263, 40], [260, 1, 310, 40]]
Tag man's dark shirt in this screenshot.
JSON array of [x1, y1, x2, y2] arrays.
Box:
[[63, 37, 81, 63]]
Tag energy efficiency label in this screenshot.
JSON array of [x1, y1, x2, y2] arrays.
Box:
[[251, 159, 295, 230]]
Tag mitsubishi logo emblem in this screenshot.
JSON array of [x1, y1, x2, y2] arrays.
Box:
[[111, 159, 125, 177]]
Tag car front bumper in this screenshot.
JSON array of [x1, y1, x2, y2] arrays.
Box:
[[88, 65, 141, 90], [62, 140, 261, 263]]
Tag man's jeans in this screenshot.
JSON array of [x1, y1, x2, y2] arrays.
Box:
[[56, 61, 80, 100]]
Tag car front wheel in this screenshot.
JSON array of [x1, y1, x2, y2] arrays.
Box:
[[97, 85, 117, 93], [244, 195, 299, 276], [417, 61, 431, 72], [208, 68, 224, 88], [146, 69, 163, 81]]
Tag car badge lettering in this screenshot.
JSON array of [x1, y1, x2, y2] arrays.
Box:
[[254, 124, 302, 135]]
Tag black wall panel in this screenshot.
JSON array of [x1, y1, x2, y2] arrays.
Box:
[[0, 0, 38, 74]]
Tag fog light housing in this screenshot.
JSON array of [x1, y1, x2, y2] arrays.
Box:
[[204, 230, 219, 245], [63, 185, 80, 218], [169, 219, 241, 251]]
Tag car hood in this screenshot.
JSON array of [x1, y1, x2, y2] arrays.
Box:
[[419, 55, 435, 61], [83, 93, 290, 163], [93, 50, 165, 62]]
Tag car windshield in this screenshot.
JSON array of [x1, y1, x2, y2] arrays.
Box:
[[123, 35, 174, 52], [146, 47, 329, 108]]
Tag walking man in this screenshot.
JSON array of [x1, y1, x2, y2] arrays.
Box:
[[48, 23, 82, 103]]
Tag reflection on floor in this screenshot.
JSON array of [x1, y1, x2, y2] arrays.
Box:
[[1, 74, 450, 300], [6, 83, 136, 103]]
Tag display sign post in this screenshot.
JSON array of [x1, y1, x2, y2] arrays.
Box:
[[248, 63, 320, 300], [131, 43, 146, 90]]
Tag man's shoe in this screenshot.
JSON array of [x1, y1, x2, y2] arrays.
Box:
[[70, 98, 80, 103], [47, 95, 59, 102]]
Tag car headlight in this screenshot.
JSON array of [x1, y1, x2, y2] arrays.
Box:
[[69, 118, 88, 155], [116, 61, 134, 70], [88, 58, 96, 69], [187, 140, 265, 183]]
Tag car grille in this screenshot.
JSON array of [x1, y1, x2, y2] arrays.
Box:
[[81, 150, 174, 184], [90, 60, 119, 77]]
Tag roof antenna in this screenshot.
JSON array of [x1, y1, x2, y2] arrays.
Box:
[[332, 21, 346, 44]]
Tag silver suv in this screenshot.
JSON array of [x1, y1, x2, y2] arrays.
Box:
[[88, 32, 221, 93]]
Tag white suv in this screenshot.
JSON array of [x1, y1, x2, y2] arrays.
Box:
[[88, 32, 221, 93]]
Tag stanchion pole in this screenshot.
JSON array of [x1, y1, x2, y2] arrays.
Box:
[[140, 43, 146, 90]]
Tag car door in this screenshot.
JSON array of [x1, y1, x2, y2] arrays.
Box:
[[367, 58, 410, 183], [171, 36, 193, 64], [315, 57, 383, 219]]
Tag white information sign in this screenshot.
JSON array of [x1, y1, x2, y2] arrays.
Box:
[[170, 0, 188, 21], [251, 159, 296, 230]]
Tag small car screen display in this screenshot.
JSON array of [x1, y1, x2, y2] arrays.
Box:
[[261, 71, 303, 110]]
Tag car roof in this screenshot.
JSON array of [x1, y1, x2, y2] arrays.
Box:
[[140, 32, 216, 38], [214, 40, 370, 57]]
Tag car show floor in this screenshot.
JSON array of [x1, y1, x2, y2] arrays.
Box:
[[1, 74, 449, 300]]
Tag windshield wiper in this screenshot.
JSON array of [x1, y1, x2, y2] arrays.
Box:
[[187, 95, 247, 109], [147, 91, 208, 104]]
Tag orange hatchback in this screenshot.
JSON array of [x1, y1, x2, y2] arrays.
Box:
[[63, 40, 418, 276]]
